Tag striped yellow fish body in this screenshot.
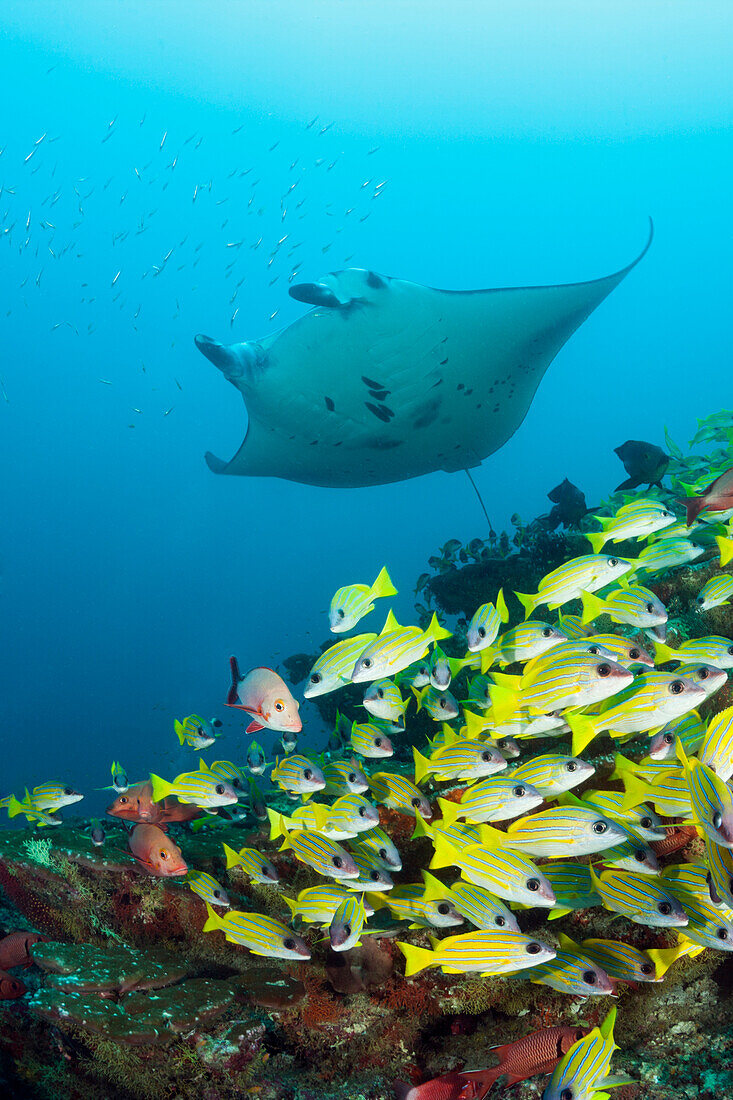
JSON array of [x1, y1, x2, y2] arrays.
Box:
[[349, 825, 402, 871], [413, 740, 506, 785], [699, 705, 733, 780], [438, 775, 543, 827], [586, 633, 654, 668], [544, 863, 600, 918], [429, 646, 464, 689], [329, 894, 368, 951], [491, 648, 632, 719], [283, 884, 368, 925], [542, 1007, 619, 1100], [509, 754, 595, 797], [380, 880, 463, 929], [465, 674, 493, 710], [580, 583, 668, 638], [585, 499, 675, 553], [203, 904, 310, 960], [350, 720, 394, 759], [492, 806, 628, 857], [567, 671, 706, 754], [401, 659, 432, 689], [580, 936, 683, 981], [149, 771, 237, 809], [671, 893, 733, 952], [704, 835, 733, 908], [351, 611, 451, 682], [466, 590, 508, 652], [279, 827, 359, 880], [201, 759, 246, 796], [590, 867, 689, 928], [634, 537, 705, 574], [489, 710, 569, 741], [329, 566, 397, 633], [362, 678, 406, 721], [657, 636, 733, 670], [304, 634, 378, 697], [223, 841, 279, 883], [696, 574, 733, 611], [649, 711, 706, 762], [28, 782, 83, 811], [175, 715, 222, 749], [186, 870, 231, 908], [429, 833, 555, 907], [323, 759, 370, 795], [556, 612, 591, 639], [677, 743, 733, 846], [601, 836, 659, 874], [319, 794, 380, 839], [270, 754, 325, 794], [413, 685, 459, 720], [515, 553, 633, 618], [620, 768, 693, 818], [580, 790, 665, 840], [398, 928, 555, 977], [494, 620, 567, 665], [6, 794, 62, 826], [447, 881, 520, 932], [368, 772, 431, 818], [680, 661, 728, 701], [346, 850, 395, 891], [524, 947, 614, 996], [660, 862, 719, 904]]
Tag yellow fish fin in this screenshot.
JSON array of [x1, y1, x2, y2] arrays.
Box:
[[370, 566, 398, 601], [437, 797, 461, 828], [580, 589, 607, 625], [496, 587, 509, 624], [149, 774, 174, 803], [585, 530, 607, 555], [413, 746, 431, 786], [397, 940, 435, 977], [514, 591, 536, 620], [426, 612, 452, 645], [202, 902, 225, 933], [568, 711, 600, 756]]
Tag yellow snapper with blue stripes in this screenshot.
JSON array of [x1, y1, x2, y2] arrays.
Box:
[[314, 794, 381, 839], [696, 573, 733, 610], [579, 936, 686, 982], [589, 866, 689, 928], [698, 704, 733, 780], [368, 772, 432, 819], [580, 582, 668, 641], [174, 715, 222, 750], [283, 884, 372, 925], [445, 879, 520, 933], [374, 874, 464, 929], [362, 678, 406, 721], [567, 670, 706, 754], [22, 782, 83, 811], [619, 766, 693, 819], [351, 610, 451, 682], [304, 634, 378, 698], [522, 945, 614, 996], [674, 661, 727, 701], [704, 835, 733, 908], [583, 633, 654, 668], [278, 824, 359, 880], [677, 742, 733, 846], [667, 893, 733, 952], [515, 553, 633, 618], [349, 825, 402, 870], [413, 738, 506, 784], [508, 754, 595, 796], [109, 761, 129, 794], [570, 790, 665, 841], [649, 711, 706, 762], [493, 620, 567, 666], [429, 646, 465, 689], [185, 870, 231, 908], [200, 759, 246, 796], [542, 1007, 626, 1100], [430, 833, 555, 907], [437, 775, 543, 827], [329, 566, 397, 633], [398, 928, 555, 977], [222, 842, 279, 883], [634, 536, 705, 574], [323, 758, 370, 795], [6, 795, 62, 827], [346, 849, 395, 891], [481, 805, 628, 857], [149, 770, 237, 809], [203, 904, 311, 960], [270, 754, 325, 794], [413, 684, 460, 721], [543, 863, 600, 919], [659, 861, 722, 905], [350, 720, 394, 758], [490, 648, 632, 722], [556, 611, 592, 639], [585, 498, 676, 554], [600, 836, 659, 874], [329, 894, 368, 951], [656, 636, 733, 670], [245, 741, 267, 775], [466, 589, 509, 652]]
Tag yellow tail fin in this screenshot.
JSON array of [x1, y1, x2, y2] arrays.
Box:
[[496, 588, 509, 624], [420, 869, 449, 901], [413, 747, 431, 786], [568, 712, 600, 756], [426, 612, 452, 645], [371, 566, 398, 600], [580, 589, 607, 625], [437, 797, 461, 828], [397, 940, 436, 977], [429, 832, 460, 870], [174, 720, 185, 745], [717, 536, 733, 567], [514, 591, 536, 620], [585, 530, 607, 555], [203, 902, 225, 933], [222, 843, 241, 870], [149, 774, 174, 803]]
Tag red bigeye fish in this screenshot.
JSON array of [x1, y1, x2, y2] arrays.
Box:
[[0, 970, 27, 1000], [226, 657, 302, 734], [394, 1025, 586, 1100], [685, 467, 733, 525], [106, 781, 166, 823], [0, 931, 48, 970], [128, 824, 188, 877]]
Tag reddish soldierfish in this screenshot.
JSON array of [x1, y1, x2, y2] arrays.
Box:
[[128, 824, 188, 877], [226, 657, 302, 734], [685, 467, 733, 525], [0, 970, 27, 1000], [0, 931, 47, 970]]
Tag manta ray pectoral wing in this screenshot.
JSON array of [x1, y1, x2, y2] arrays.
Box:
[[289, 282, 343, 308]]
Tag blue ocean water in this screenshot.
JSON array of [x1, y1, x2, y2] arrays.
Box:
[[1, 1, 731, 812]]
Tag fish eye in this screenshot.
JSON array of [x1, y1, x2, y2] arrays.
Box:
[[481, 751, 492, 762], [332, 856, 344, 868], [215, 784, 225, 795], [337, 608, 345, 618], [376, 688, 384, 698], [513, 785, 526, 797], [561, 1090, 574, 1100], [274, 700, 285, 711], [303, 769, 313, 780], [646, 602, 654, 613], [119, 796, 128, 805], [213, 890, 221, 898], [358, 806, 366, 817], [379, 848, 387, 859], [718, 927, 729, 941], [658, 901, 672, 915], [411, 797, 422, 808], [542, 627, 553, 637], [640, 962, 654, 975], [566, 761, 578, 772], [634, 848, 647, 862], [362, 658, 372, 669], [527, 878, 540, 892], [63, 787, 73, 796], [629, 648, 640, 659], [283, 937, 296, 950], [698, 667, 710, 680], [437, 903, 450, 915], [310, 673, 321, 684], [583, 970, 597, 984], [592, 821, 608, 834], [713, 811, 723, 829], [663, 733, 674, 745], [608, 557, 619, 567], [159, 849, 168, 860], [343, 922, 352, 935], [526, 941, 542, 955], [495, 915, 506, 927], [374, 737, 383, 747], [588, 644, 601, 655], [696, 595, 704, 604], [477, 626, 486, 638], [596, 663, 611, 677], [670, 680, 685, 695], [369, 870, 380, 881], [728, 646, 733, 656], [348, 773, 357, 783]]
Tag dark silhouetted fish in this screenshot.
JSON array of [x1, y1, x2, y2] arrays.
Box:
[[614, 440, 669, 491], [547, 478, 587, 529]]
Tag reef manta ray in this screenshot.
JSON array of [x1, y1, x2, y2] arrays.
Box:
[[195, 221, 652, 488]]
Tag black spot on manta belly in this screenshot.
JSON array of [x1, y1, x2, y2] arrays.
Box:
[[324, 396, 335, 411], [365, 402, 394, 423], [368, 388, 390, 401], [366, 270, 386, 289], [362, 375, 386, 391]]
